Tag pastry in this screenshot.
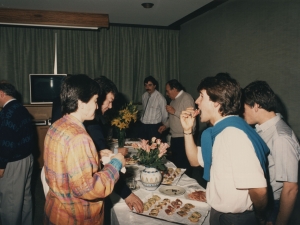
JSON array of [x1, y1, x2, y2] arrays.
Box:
[[177, 210, 188, 217], [188, 215, 200, 223], [183, 203, 195, 209], [152, 195, 161, 201], [191, 211, 201, 218]]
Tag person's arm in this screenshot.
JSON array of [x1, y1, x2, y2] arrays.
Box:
[[124, 193, 144, 213], [272, 136, 299, 224], [160, 96, 169, 124], [67, 134, 122, 200], [180, 108, 199, 166], [85, 122, 107, 151], [276, 182, 298, 225], [249, 187, 268, 225]]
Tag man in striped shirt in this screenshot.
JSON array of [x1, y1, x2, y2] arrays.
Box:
[[140, 76, 168, 141]]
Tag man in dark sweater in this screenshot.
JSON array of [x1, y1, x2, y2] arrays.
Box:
[[0, 82, 34, 225]]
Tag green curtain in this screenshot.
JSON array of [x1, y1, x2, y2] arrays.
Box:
[[0, 25, 179, 104]]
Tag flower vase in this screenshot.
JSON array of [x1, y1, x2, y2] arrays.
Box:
[[140, 167, 162, 191], [118, 129, 126, 148]]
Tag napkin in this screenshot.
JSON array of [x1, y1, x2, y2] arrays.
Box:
[[102, 153, 126, 173]]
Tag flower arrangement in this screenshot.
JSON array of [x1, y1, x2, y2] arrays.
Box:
[[111, 102, 138, 130], [111, 102, 138, 147], [132, 137, 169, 171]]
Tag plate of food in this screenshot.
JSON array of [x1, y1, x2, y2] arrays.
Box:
[[161, 167, 186, 185], [136, 193, 209, 225], [125, 157, 138, 165], [185, 189, 207, 202], [159, 185, 186, 196]]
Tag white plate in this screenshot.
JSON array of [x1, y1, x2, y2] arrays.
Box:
[[159, 185, 186, 196]]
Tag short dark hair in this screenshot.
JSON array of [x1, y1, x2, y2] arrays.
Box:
[[166, 79, 184, 91], [197, 73, 241, 116], [243, 81, 276, 112], [144, 76, 158, 87], [0, 82, 18, 99], [60, 74, 99, 115], [94, 76, 118, 106]]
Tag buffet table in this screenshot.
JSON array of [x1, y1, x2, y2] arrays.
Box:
[[109, 161, 211, 225]]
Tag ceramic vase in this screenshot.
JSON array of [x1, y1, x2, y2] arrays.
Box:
[[140, 167, 162, 191]]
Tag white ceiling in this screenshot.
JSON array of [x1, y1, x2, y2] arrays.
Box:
[[0, 0, 213, 27]]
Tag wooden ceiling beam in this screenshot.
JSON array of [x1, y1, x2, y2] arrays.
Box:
[[0, 8, 109, 29]]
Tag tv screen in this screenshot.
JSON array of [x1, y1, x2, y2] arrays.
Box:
[[29, 74, 67, 104]]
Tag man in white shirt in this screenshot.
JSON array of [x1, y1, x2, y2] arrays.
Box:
[[243, 81, 299, 225], [140, 76, 168, 141], [180, 73, 269, 225]]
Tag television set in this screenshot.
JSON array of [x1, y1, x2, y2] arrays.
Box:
[[29, 74, 67, 104]]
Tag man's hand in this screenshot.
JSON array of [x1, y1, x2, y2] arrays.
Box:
[[0, 169, 5, 178], [124, 193, 144, 213], [166, 105, 175, 115], [158, 125, 167, 134], [180, 107, 197, 133]]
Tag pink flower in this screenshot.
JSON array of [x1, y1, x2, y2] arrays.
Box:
[[156, 139, 161, 144], [151, 137, 156, 143], [146, 145, 151, 153], [140, 139, 149, 150], [159, 143, 169, 153], [150, 143, 157, 149]]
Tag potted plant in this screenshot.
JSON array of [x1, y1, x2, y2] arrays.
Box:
[[132, 137, 169, 190]]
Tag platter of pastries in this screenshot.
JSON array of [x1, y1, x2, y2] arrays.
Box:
[[162, 167, 186, 185], [125, 157, 138, 165], [137, 193, 210, 225]]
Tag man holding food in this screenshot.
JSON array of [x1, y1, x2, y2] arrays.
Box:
[[180, 73, 269, 225]]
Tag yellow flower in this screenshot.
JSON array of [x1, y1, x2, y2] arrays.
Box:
[[111, 102, 138, 130]]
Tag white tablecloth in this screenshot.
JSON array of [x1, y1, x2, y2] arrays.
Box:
[[109, 163, 210, 225]]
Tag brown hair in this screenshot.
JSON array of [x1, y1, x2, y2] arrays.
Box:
[[197, 73, 242, 116]]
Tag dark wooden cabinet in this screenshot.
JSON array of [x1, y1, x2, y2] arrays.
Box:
[[24, 104, 52, 168]]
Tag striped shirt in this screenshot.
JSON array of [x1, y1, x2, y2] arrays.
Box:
[[44, 114, 120, 225], [141, 89, 168, 124]]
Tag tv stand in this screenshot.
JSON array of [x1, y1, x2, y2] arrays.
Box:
[[24, 104, 52, 168]]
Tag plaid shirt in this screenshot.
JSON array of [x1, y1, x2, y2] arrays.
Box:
[[44, 114, 120, 225]]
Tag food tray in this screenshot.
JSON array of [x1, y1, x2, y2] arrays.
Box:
[[134, 193, 210, 225], [161, 167, 186, 186]]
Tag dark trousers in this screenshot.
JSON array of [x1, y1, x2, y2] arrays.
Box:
[[139, 122, 162, 141], [170, 137, 192, 177], [210, 208, 258, 225]]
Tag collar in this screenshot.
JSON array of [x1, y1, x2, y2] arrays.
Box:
[[3, 99, 16, 108], [64, 114, 86, 129], [255, 113, 281, 133], [175, 90, 183, 99], [214, 115, 236, 126], [150, 89, 158, 96]]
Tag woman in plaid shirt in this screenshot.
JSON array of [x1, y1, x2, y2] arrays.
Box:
[[44, 75, 125, 225]]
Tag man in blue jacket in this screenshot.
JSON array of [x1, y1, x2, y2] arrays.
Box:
[[0, 82, 34, 225]]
